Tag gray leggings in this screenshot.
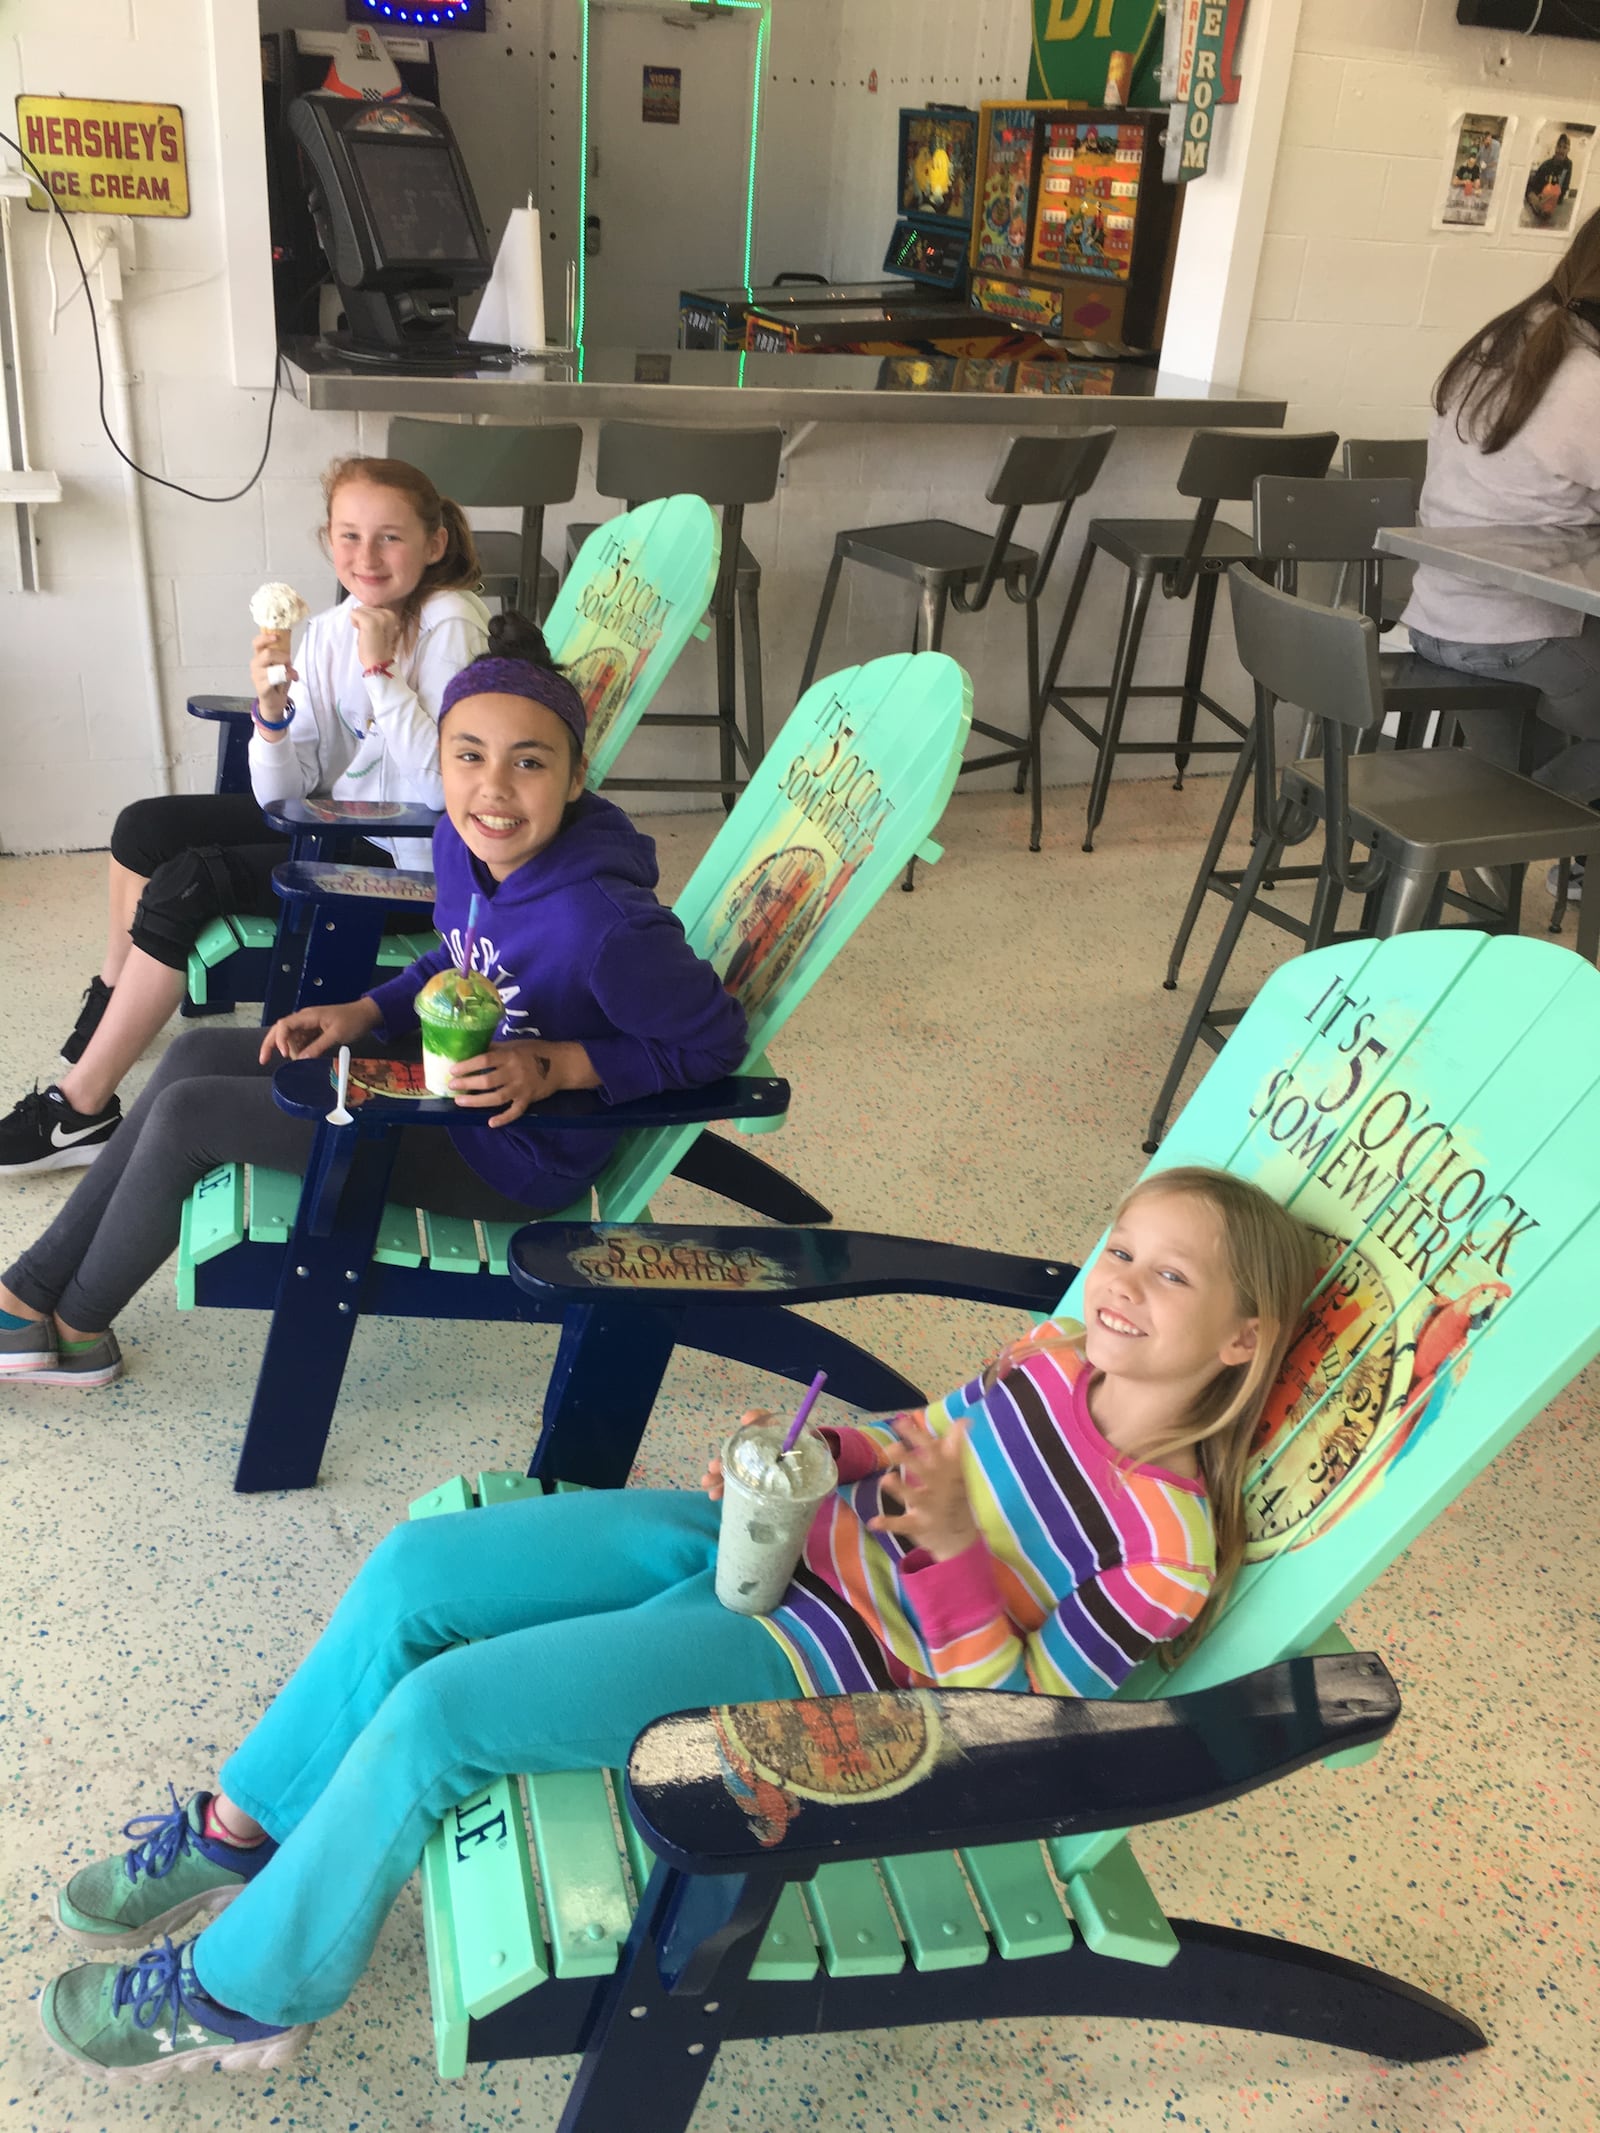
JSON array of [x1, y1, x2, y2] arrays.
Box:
[[3, 1029, 548, 1333], [1409, 622, 1600, 803]]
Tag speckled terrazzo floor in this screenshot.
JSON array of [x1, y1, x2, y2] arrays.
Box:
[[0, 781, 1595, 2133]]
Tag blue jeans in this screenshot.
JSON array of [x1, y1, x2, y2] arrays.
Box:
[[1409, 622, 1600, 803], [189, 1489, 799, 2025]]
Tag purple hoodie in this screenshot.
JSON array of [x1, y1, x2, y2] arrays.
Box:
[[366, 794, 748, 1207]]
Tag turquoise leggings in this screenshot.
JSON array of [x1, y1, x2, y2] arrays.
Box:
[[191, 1488, 799, 2025]]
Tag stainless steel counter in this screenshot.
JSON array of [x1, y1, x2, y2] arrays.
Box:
[[283, 339, 1286, 431], [1378, 523, 1600, 621]]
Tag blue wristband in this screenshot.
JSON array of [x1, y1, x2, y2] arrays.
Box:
[[252, 700, 292, 734]]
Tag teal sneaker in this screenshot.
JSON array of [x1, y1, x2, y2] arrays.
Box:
[[56, 1788, 274, 1949], [39, 1936, 310, 2087]]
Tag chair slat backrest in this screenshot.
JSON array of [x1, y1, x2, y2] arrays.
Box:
[[543, 495, 722, 784], [1047, 930, 1600, 1863], [592, 652, 973, 1218]]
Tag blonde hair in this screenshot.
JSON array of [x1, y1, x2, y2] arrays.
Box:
[[990, 1167, 1319, 1665], [319, 455, 481, 639]]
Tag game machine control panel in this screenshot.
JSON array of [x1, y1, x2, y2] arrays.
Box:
[[970, 101, 1180, 358]]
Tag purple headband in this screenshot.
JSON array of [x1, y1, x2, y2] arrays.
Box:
[[439, 656, 589, 756]]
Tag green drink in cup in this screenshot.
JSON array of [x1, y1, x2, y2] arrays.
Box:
[[416, 968, 504, 1096]]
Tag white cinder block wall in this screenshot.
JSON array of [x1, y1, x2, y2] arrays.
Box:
[[1242, 0, 1600, 435]]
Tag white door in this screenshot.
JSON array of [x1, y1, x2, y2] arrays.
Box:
[[585, 3, 757, 346]]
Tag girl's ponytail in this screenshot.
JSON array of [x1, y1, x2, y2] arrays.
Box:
[[419, 495, 482, 612], [485, 608, 560, 671]]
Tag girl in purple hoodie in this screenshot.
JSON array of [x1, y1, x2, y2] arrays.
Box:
[[0, 615, 748, 1392]]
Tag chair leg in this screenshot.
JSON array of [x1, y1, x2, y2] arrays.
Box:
[[1575, 854, 1599, 965], [1085, 569, 1156, 854], [1549, 856, 1571, 935], [1172, 570, 1217, 791], [1145, 827, 1283, 1152], [1303, 848, 1344, 951], [1025, 598, 1045, 851], [1373, 862, 1440, 937], [1039, 537, 1096, 712], [900, 586, 950, 893], [797, 552, 844, 699], [736, 579, 765, 770], [1165, 726, 1257, 989], [714, 597, 739, 816]]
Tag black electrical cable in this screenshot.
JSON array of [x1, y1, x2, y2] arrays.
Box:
[[0, 123, 283, 504]]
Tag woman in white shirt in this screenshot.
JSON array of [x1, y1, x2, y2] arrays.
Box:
[[0, 456, 490, 1175], [1404, 208, 1600, 837]]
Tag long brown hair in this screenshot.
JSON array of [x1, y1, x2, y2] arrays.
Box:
[[987, 1167, 1319, 1663], [319, 455, 481, 637], [1433, 203, 1600, 452]]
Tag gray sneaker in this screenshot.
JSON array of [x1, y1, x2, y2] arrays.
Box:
[[56, 1789, 274, 1949], [7, 1328, 122, 1389], [0, 1315, 57, 1374]]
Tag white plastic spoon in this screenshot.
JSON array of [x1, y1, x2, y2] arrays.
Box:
[[327, 1044, 353, 1127]]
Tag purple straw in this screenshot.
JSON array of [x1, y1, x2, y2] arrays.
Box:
[[459, 891, 482, 979], [781, 1370, 828, 1455]]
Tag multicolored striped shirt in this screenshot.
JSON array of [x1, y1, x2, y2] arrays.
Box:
[[761, 1322, 1216, 1699]]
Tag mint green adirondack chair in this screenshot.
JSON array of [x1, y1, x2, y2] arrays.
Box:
[[408, 928, 1600, 2118], [185, 494, 723, 1012], [181, 650, 975, 1491]]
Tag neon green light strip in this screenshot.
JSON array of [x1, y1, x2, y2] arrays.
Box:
[[575, 0, 591, 348], [574, 0, 767, 343], [742, 3, 769, 299]]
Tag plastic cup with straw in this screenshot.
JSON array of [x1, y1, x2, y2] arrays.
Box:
[[715, 1371, 836, 1615], [415, 891, 504, 1097]]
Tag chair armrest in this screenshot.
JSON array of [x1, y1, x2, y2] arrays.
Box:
[[625, 1653, 1398, 1879], [187, 695, 255, 724], [272, 859, 438, 910], [261, 796, 443, 843], [507, 1223, 1073, 1316], [271, 1059, 790, 1134]]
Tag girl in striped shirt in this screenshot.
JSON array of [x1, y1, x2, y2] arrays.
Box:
[[39, 1166, 1317, 2087]]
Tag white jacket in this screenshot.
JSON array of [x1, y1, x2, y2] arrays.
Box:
[[248, 586, 491, 865]]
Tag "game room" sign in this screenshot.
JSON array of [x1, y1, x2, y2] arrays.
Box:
[[17, 95, 189, 217]]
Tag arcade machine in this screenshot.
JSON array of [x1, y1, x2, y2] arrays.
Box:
[[967, 100, 1180, 356], [735, 105, 1040, 357], [265, 24, 508, 370]]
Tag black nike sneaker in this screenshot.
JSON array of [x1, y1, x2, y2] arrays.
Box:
[[0, 1085, 122, 1173], [60, 976, 113, 1066]]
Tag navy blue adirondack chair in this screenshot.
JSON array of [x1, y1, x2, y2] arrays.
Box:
[[176, 651, 975, 1491]]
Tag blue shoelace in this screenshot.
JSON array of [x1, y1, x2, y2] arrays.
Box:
[[110, 1935, 208, 2048], [119, 1784, 195, 1885]]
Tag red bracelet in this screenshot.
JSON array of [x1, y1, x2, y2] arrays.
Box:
[[362, 659, 395, 679]]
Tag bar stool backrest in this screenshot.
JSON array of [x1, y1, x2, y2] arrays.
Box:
[[386, 417, 584, 508], [386, 417, 583, 614], [1227, 563, 1388, 893], [1341, 437, 1428, 484], [958, 425, 1117, 612], [594, 421, 783, 508], [1165, 427, 1338, 601], [1254, 472, 1418, 621]]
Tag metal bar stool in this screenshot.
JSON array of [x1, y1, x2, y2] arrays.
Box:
[[795, 427, 1117, 856], [386, 417, 583, 624], [1037, 427, 1339, 851], [1337, 436, 1427, 627], [1145, 568, 1598, 1148], [1163, 474, 1543, 996], [564, 422, 782, 811]]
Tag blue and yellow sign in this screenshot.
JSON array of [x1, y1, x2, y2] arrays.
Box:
[[17, 95, 189, 217]]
